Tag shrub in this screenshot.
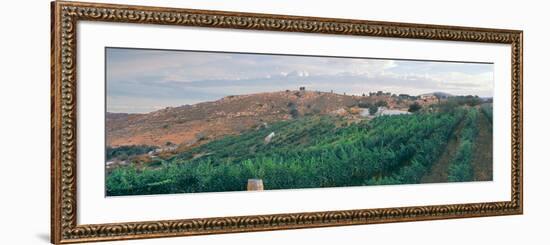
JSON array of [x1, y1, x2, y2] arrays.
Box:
[[106, 145, 157, 161], [408, 102, 422, 112], [368, 105, 378, 115]]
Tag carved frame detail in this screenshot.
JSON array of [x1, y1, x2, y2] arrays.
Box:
[[51, 1, 523, 243]]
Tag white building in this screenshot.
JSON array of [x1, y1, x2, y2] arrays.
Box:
[[377, 107, 411, 116]]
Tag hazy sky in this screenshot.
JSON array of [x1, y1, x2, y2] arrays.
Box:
[[106, 48, 494, 113]]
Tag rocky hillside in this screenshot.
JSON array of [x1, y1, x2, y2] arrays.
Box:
[[106, 89, 424, 148]]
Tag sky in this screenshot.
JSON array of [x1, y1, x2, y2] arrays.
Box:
[[106, 48, 494, 113]]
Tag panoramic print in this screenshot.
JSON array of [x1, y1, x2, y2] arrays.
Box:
[[105, 47, 494, 196]]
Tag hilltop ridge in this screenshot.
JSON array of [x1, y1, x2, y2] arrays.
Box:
[[107, 89, 441, 147]]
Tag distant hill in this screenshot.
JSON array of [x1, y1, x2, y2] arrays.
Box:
[[107, 90, 365, 147], [419, 92, 455, 98]]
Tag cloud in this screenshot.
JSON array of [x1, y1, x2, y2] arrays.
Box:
[[106, 48, 494, 113]]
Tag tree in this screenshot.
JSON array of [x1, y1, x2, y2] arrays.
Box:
[[358, 101, 372, 108], [368, 105, 378, 115], [290, 108, 299, 118], [439, 100, 459, 113], [288, 102, 299, 118], [375, 100, 388, 107], [408, 102, 422, 113]]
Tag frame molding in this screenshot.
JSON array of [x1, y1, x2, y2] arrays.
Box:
[[51, 1, 523, 243]]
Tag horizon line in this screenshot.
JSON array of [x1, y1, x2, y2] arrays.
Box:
[[107, 89, 493, 114]]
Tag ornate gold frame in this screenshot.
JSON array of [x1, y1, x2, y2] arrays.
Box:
[[51, 1, 523, 243]]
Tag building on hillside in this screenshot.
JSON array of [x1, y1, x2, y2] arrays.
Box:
[[358, 107, 411, 118], [375, 106, 411, 116], [153, 145, 178, 154]]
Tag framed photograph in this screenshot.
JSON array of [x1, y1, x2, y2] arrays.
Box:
[[51, 1, 523, 243]]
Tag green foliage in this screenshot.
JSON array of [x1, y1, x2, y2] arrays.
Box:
[[106, 109, 467, 196], [288, 102, 299, 118], [106, 145, 157, 161], [368, 105, 378, 115], [375, 100, 388, 107], [481, 103, 493, 125], [290, 108, 299, 118], [358, 101, 372, 108], [438, 100, 459, 113], [408, 102, 422, 113], [448, 108, 479, 182], [447, 96, 483, 107]]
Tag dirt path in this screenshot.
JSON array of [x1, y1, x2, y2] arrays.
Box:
[[472, 110, 493, 181], [421, 118, 466, 183]]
